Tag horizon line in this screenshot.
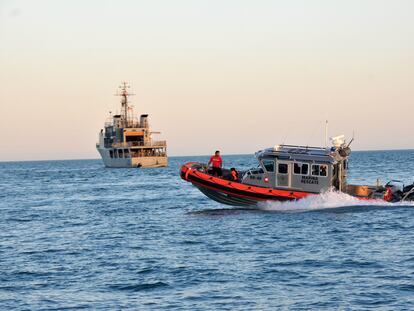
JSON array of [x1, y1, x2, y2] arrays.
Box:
[[1, 147, 414, 164]]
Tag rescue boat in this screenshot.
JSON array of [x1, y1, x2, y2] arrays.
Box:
[[180, 136, 414, 206]]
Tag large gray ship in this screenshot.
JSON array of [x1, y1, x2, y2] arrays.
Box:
[[96, 83, 167, 168]]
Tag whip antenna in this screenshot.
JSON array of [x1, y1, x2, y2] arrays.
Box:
[[347, 131, 355, 148]]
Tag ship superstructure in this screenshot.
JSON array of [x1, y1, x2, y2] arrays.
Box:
[[96, 82, 167, 168]]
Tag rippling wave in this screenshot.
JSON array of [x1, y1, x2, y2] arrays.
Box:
[[1, 151, 414, 310]]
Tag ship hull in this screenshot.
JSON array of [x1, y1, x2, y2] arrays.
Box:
[[97, 148, 167, 168]]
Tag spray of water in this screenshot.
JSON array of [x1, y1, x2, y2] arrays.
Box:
[[259, 189, 414, 212]]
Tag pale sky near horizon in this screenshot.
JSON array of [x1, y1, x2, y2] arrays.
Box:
[[0, 0, 413, 161]]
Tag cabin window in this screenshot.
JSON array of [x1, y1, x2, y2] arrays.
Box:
[[312, 164, 328, 177], [124, 149, 130, 158], [294, 162, 309, 175], [278, 163, 288, 174], [118, 149, 124, 158], [262, 160, 275, 172], [109, 150, 114, 158]]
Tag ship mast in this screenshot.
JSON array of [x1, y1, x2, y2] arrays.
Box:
[[116, 82, 134, 127]]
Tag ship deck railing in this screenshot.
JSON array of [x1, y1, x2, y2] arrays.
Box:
[[104, 121, 144, 128], [112, 141, 167, 148]]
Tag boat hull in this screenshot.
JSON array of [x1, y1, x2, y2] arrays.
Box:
[[180, 162, 312, 206], [195, 186, 269, 206], [97, 148, 167, 168]]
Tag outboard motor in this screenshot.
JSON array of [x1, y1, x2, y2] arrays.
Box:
[[402, 183, 414, 201]]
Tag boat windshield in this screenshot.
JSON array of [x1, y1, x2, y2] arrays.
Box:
[[249, 167, 264, 175]]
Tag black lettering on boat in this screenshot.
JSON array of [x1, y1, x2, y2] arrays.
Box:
[[301, 176, 319, 184]]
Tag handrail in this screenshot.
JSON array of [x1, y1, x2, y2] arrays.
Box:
[[112, 141, 167, 148], [104, 122, 144, 128]]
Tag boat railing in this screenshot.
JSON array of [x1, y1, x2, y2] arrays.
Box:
[[112, 140, 167, 148], [151, 140, 167, 147], [279, 144, 329, 150], [130, 151, 167, 158], [104, 121, 143, 128], [125, 122, 143, 128]]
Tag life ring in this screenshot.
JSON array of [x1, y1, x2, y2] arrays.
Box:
[[384, 187, 392, 202]]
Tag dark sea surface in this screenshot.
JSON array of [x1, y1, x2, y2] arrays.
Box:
[[1, 150, 414, 310]]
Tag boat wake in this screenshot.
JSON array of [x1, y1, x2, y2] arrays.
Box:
[[259, 189, 414, 213], [189, 190, 414, 216]]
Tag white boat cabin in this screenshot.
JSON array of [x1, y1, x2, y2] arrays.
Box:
[[241, 144, 349, 193]]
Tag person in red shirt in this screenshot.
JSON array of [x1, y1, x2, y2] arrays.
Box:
[[208, 150, 223, 176]]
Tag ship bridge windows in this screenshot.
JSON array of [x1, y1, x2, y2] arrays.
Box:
[[126, 137, 144, 147], [262, 159, 275, 172], [109, 150, 114, 158], [311, 164, 328, 177], [293, 162, 309, 175], [125, 132, 144, 144]]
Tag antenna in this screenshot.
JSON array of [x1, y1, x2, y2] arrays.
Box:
[[325, 120, 328, 148], [346, 131, 355, 148]]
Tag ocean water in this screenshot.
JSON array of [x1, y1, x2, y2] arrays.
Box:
[[1, 150, 414, 310]]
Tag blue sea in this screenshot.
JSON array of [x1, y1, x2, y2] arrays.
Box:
[[1, 150, 414, 310]]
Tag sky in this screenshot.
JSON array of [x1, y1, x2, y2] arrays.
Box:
[[0, 0, 413, 161]]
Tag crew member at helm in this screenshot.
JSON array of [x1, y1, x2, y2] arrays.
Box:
[[208, 150, 223, 177], [230, 167, 239, 181]]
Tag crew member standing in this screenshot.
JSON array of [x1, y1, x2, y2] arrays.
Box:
[[208, 150, 223, 176]]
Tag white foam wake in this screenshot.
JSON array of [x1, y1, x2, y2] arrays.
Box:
[[258, 189, 414, 212]]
